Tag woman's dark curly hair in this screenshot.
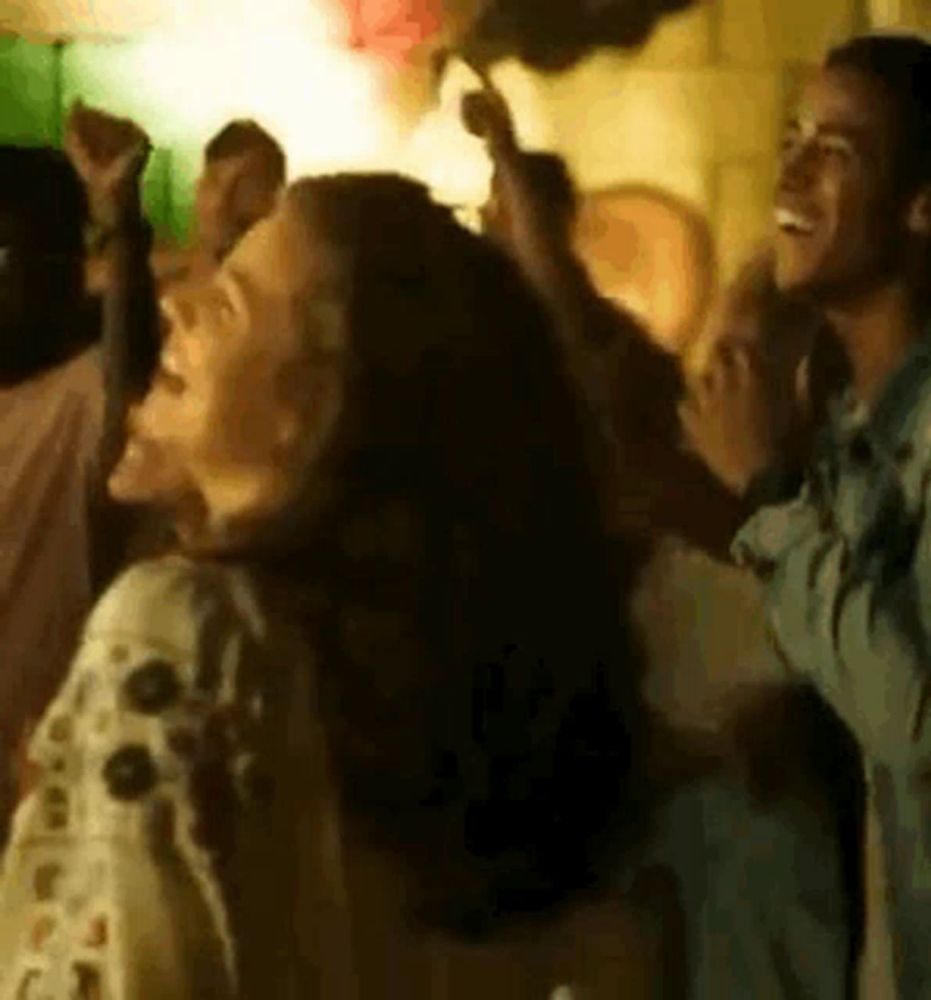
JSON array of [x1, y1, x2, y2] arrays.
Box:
[[252, 174, 649, 939]]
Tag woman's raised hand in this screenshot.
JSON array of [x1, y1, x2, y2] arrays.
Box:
[[460, 71, 517, 153]]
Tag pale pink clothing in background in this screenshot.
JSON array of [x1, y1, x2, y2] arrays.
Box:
[[0, 348, 102, 758]]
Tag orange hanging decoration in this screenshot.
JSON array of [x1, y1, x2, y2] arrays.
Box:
[[344, 0, 443, 65]]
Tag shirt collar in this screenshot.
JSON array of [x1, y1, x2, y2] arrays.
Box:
[[829, 332, 931, 447]]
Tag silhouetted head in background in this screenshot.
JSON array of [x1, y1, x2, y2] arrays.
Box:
[[0, 146, 88, 384], [194, 119, 287, 262]]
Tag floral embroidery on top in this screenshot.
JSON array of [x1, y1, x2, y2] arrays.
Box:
[[0, 558, 262, 999]]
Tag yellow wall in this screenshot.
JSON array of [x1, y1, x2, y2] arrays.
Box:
[[3, 0, 929, 269]]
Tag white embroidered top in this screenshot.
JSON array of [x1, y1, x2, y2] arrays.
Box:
[[0, 555, 355, 999], [0, 556, 635, 999]]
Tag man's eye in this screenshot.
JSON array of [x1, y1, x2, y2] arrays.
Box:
[[819, 138, 852, 159]]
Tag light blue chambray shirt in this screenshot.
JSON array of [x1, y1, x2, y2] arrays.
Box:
[[734, 334, 931, 997]]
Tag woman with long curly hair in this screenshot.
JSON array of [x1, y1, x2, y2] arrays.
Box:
[[0, 173, 646, 998]]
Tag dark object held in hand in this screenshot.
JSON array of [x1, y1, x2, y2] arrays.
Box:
[[462, 0, 698, 72]]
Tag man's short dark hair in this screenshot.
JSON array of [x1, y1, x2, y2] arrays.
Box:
[[0, 146, 86, 256], [827, 34, 931, 196], [0, 146, 90, 381], [204, 119, 286, 186]]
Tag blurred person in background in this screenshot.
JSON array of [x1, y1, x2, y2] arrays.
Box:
[[0, 108, 164, 841], [83, 113, 286, 296], [0, 147, 111, 842], [153, 117, 287, 286]]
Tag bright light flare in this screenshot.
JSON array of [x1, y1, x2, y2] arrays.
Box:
[[403, 55, 492, 206], [131, 25, 393, 174], [68, 1, 500, 216], [240, 33, 392, 173]]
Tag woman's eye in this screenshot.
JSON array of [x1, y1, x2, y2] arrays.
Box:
[[206, 287, 237, 326], [155, 366, 186, 395]]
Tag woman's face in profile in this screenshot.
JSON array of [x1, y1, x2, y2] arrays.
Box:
[[109, 196, 344, 540]]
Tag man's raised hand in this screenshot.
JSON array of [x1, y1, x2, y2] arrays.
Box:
[[64, 100, 151, 228]]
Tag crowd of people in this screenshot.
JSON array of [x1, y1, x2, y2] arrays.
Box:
[[0, 26, 929, 999]]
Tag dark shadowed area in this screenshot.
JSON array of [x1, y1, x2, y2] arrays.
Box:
[[461, 0, 699, 71]]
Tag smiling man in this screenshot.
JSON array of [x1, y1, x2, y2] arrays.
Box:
[[683, 33, 931, 996]]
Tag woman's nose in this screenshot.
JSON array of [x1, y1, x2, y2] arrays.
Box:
[[125, 402, 144, 434]]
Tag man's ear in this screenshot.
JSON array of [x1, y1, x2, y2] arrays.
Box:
[[906, 185, 931, 237]]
